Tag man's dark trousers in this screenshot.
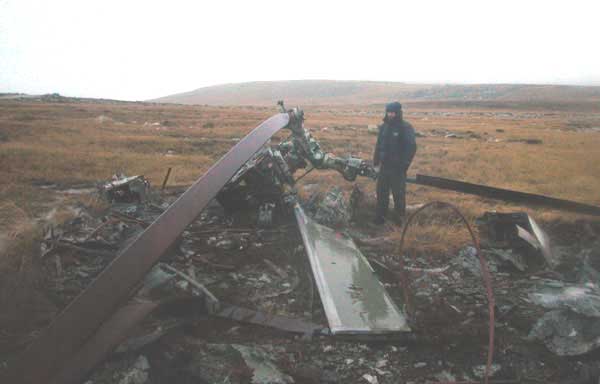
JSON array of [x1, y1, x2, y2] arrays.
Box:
[[376, 165, 407, 219]]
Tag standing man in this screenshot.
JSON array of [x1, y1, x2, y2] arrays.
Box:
[[373, 102, 417, 225]]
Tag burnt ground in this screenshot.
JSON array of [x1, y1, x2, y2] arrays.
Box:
[[2, 182, 600, 384]]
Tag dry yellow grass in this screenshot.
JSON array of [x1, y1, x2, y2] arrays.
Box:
[[2, 99, 599, 247], [301, 106, 599, 206], [295, 104, 600, 256]]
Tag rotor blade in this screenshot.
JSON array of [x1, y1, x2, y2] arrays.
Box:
[[409, 174, 600, 216], [50, 299, 161, 384], [3, 112, 290, 384], [293, 203, 410, 335]]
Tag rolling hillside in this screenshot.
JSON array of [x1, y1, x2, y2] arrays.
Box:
[[152, 80, 600, 107]]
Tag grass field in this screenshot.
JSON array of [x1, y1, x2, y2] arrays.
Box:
[[2, 98, 600, 254], [1, 97, 600, 358], [2, 99, 599, 208]]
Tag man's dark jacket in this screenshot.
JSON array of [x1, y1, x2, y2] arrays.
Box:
[[373, 119, 417, 171]]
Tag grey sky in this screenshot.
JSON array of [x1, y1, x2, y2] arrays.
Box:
[[1, 0, 599, 100]]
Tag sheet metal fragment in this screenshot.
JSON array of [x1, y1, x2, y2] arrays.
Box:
[[100, 174, 150, 203], [294, 203, 410, 335], [529, 280, 600, 318], [529, 258, 600, 356], [526, 216, 556, 267], [529, 309, 600, 356], [478, 211, 556, 269]]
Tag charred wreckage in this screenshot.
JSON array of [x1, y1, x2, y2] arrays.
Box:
[[3, 103, 600, 384]]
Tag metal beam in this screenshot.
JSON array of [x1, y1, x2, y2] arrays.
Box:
[[409, 174, 600, 216], [3, 113, 290, 384], [215, 304, 327, 335]]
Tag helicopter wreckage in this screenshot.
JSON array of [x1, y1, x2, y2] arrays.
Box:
[[4, 102, 600, 384]]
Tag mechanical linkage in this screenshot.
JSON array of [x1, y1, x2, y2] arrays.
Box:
[[217, 102, 377, 225]]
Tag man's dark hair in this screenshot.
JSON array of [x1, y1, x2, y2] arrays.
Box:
[[385, 102, 402, 113], [384, 101, 403, 123]]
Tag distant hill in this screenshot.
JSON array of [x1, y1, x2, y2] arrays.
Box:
[[151, 80, 600, 107]]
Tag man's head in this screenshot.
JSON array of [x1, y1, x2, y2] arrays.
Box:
[[384, 102, 403, 123]]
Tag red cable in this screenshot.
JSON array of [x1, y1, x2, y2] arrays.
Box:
[[395, 201, 496, 384]]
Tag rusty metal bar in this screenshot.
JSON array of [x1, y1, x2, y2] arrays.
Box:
[[160, 263, 219, 313], [161, 167, 172, 190], [215, 304, 326, 335], [408, 174, 600, 216], [3, 113, 290, 384]]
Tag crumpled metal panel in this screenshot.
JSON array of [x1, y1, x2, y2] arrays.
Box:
[[529, 266, 600, 355], [515, 216, 555, 268], [529, 309, 600, 356], [529, 280, 600, 318], [526, 215, 556, 267], [3, 113, 290, 384], [478, 211, 555, 268], [294, 203, 410, 334]]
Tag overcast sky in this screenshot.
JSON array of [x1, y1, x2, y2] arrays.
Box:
[[1, 0, 599, 100]]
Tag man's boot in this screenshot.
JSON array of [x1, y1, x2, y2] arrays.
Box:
[[391, 210, 405, 226], [372, 215, 385, 225]]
